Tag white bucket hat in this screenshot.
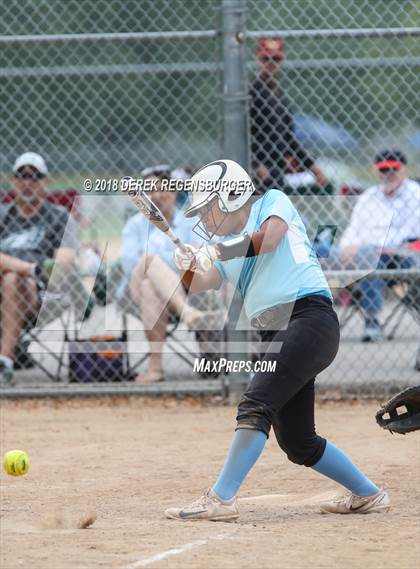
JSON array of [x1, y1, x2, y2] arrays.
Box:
[[13, 152, 48, 175]]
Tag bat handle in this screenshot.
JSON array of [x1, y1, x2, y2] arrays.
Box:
[[174, 240, 190, 254], [170, 234, 189, 254]]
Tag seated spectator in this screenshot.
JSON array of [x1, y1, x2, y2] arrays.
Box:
[[0, 152, 78, 383], [119, 165, 214, 384], [338, 149, 419, 341]]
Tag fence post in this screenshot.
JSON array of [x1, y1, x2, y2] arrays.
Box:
[[221, 0, 250, 402]]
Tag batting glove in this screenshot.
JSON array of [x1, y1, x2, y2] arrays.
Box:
[[174, 245, 219, 274], [174, 244, 198, 272], [192, 246, 219, 274]]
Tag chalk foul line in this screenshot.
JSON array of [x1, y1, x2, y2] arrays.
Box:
[[123, 529, 237, 569]]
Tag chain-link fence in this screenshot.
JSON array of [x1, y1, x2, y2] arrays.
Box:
[[0, 0, 419, 396]]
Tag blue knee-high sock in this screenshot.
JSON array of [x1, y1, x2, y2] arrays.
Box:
[[312, 441, 379, 496], [213, 429, 267, 501]]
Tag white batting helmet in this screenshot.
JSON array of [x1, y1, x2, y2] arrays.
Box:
[[184, 159, 255, 218]]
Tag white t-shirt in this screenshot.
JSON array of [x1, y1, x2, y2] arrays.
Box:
[[340, 179, 420, 250]]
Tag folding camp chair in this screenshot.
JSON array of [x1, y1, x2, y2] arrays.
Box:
[[381, 242, 420, 341], [19, 289, 73, 381], [1, 188, 93, 382], [382, 275, 420, 340], [335, 276, 419, 337]]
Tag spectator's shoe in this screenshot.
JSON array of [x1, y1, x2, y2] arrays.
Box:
[[134, 370, 165, 384], [362, 318, 383, 342], [0, 360, 15, 385], [320, 488, 390, 514], [165, 488, 239, 521]]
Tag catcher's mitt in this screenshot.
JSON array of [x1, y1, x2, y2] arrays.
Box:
[[376, 385, 420, 434]]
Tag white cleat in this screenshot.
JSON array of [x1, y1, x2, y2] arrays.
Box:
[[165, 488, 239, 521], [320, 488, 390, 514]]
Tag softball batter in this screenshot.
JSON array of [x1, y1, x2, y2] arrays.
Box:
[[166, 159, 389, 520]]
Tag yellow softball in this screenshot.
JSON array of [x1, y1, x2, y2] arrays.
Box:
[[3, 449, 30, 477]]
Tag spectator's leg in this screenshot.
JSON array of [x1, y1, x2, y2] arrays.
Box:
[[358, 278, 385, 319], [353, 247, 385, 341], [0, 272, 39, 361], [130, 256, 205, 382], [133, 255, 206, 327], [358, 252, 407, 327], [376, 254, 416, 339], [129, 264, 169, 383], [139, 278, 170, 382]]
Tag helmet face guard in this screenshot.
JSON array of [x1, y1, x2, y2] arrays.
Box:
[[192, 216, 219, 241], [191, 193, 231, 241]]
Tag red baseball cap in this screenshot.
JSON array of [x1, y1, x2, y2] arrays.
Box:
[[373, 149, 407, 170], [256, 38, 285, 60]]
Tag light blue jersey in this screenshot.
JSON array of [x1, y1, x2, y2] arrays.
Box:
[[214, 189, 332, 319]]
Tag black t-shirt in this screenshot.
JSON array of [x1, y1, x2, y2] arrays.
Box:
[[0, 202, 74, 264], [250, 76, 314, 178]]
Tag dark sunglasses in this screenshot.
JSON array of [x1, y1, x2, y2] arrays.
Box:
[[260, 56, 282, 63], [141, 164, 170, 178], [14, 171, 45, 181], [378, 167, 399, 175]]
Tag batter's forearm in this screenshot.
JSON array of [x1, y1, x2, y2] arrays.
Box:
[[181, 268, 220, 293], [211, 232, 269, 260], [211, 219, 288, 261]]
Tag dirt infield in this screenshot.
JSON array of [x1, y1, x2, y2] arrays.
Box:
[[1, 397, 419, 569]]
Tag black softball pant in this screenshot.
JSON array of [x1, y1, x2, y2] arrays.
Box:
[[236, 295, 340, 467]]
